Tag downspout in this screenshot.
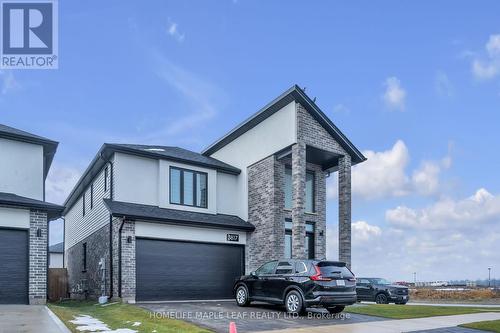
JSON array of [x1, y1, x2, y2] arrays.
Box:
[[62, 217, 65, 268], [109, 215, 113, 299]]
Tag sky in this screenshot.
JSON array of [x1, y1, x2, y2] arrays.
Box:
[[1, 1, 499, 282]]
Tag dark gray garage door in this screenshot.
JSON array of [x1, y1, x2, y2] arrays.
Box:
[[0, 228, 28, 304], [136, 238, 244, 301]]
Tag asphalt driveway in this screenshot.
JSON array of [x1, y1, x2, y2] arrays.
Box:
[[139, 301, 383, 333]]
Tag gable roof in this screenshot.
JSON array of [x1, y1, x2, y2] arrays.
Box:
[[202, 85, 366, 165], [103, 199, 255, 231], [0, 192, 64, 220], [49, 242, 64, 253], [0, 123, 59, 179], [63, 143, 240, 214]]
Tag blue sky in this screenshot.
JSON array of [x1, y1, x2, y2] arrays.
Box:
[[1, 1, 499, 281]]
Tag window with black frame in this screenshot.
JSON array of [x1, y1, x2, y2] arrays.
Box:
[[284, 166, 315, 213], [169, 166, 208, 208]]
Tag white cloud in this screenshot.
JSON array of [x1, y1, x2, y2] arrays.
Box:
[[326, 189, 500, 280], [472, 34, 500, 80], [486, 34, 500, 57], [386, 188, 500, 230], [148, 51, 227, 140], [45, 164, 82, 205], [382, 76, 406, 111], [167, 20, 185, 43], [327, 140, 453, 200], [352, 221, 382, 242], [332, 104, 350, 114], [351, 140, 410, 199], [0, 70, 20, 95], [434, 71, 454, 97]]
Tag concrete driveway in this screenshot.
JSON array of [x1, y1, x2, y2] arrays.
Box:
[[0, 305, 70, 333], [139, 300, 383, 333]]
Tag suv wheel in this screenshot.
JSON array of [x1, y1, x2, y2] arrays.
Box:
[[235, 285, 250, 307], [375, 293, 388, 304], [285, 290, 304, 314], [326, 306, 345, 314]]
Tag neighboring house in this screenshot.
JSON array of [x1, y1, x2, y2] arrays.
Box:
[[49, 242, 64, 268], [0, 124, 64, 304], [63, 85, 366, 303]]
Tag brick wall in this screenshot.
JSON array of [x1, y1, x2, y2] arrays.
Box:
[[111, 217, 135, 302], [29, 210, 47, 305]]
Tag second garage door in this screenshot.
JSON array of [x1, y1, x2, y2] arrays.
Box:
[[0, 228, 28, 304], [136, 238, 244, 301]]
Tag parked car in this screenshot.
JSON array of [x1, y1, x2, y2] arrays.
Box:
[[356, 278, 409, 304], [233, 259, 357, 314]]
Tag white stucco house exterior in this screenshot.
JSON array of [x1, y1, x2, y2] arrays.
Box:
[[0, 124, 63, 304], [63, 85, 365, 302]]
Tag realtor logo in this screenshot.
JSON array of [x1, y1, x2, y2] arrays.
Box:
[[1, 0, 58, 69]]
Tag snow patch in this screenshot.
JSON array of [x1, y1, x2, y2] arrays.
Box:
[[70, 315, 137, 333]]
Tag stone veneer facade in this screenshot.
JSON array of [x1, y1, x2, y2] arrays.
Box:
[[247, 102, 352, 271], [66, 217, 137, 302]]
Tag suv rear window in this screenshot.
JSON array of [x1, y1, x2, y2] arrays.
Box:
[[316, 262, 354, 278]]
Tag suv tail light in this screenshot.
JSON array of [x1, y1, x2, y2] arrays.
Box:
[[310, 265, 332, 281]]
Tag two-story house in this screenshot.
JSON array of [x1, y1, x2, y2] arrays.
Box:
[[0, 124, 63, 304], [63, 85, 366, 303]]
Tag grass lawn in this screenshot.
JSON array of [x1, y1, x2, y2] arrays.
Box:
[[345, 304, 500, 319], [461, 319, 500, 332], [48, 301, 211, 333]]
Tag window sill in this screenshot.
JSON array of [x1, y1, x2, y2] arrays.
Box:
[[305, 212, 318, 216]]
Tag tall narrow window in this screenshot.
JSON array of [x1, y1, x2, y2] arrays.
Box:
[[82, 193, 86, 217], [82, 242, 87, 272], [183, 171, 194, 206], [104, 166, 109, 192], [196, 173, 207, 207], [169, 167, 208, 208], [305, 222, 315, 259], [305, 171, 315, 213], [90, 183, 94, 209], [170, 168, 181, 204], [284, 166, 292, 209], [284, 220, 293, 259]]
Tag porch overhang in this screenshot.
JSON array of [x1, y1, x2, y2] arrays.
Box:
[[276, 145, 343, 172]]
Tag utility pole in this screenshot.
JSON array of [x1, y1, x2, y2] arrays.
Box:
[[413, 272, 417, 286], [488, 267, 491, 287]]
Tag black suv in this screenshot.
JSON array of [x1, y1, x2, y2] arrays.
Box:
[[356, 278, 409, 304], [233, 259, 357, 314]]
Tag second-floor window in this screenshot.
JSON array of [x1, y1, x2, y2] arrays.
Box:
[[170, 167, 208, 208], [284, 166, 315, 213]]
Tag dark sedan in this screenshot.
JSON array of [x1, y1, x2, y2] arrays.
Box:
[[356, 278, 409, 304]]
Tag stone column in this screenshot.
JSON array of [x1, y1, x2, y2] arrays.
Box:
[[338, 155, 352, 268], [292, 142, 306, 258]]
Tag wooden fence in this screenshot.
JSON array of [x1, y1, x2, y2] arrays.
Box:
[[48, 268, 68, 301]]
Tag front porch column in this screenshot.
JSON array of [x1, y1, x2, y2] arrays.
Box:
[[338, 155, 352, 268], [291, 142, 306, 258]]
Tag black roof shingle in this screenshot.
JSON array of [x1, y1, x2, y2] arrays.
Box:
[[103, 199, 254, 231], [0, 192, 64, 220]]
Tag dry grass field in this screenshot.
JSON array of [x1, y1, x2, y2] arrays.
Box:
[[410, 288, 500, 303]]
